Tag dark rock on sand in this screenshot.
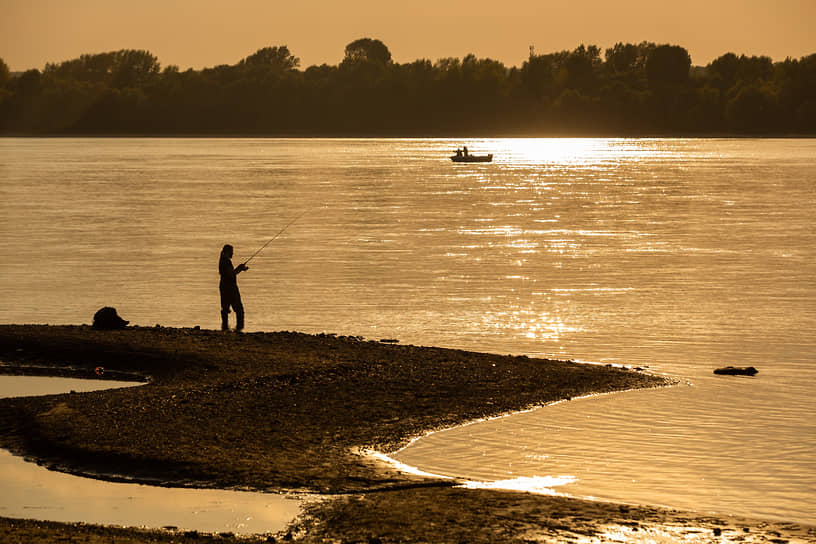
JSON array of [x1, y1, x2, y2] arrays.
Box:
[[92, 307, 129, 330], [714, 366, 759, 376]]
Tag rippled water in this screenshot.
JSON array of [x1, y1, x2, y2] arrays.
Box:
[[1, 137, 814, 524]]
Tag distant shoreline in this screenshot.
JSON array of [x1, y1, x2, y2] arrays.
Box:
[[2, 131, 814, 139]]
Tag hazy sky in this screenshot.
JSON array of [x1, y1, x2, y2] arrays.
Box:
[[2, 0, 814, 72]]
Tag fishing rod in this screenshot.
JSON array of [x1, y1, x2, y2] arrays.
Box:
[[242, 210, 308, 266]]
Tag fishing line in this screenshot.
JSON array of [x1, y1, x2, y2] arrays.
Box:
[[243, 210, 309, 266]]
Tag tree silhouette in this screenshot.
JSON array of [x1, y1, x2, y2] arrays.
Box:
[[708, 52, 740, 90], [1, 40, 814, 135], [44, 50, 160, 88], [0, 57, 10, 87], [646, 45, 692, 87], [605, 42, 655, 79], [709, 53, 773, 90], [110, 50, 160, 88], [521, 53, 556, 99], [562, 45, 601, 93], [241, 46, 300, 71], [726, 85, 779, 132], [342, 38, 392, 66]]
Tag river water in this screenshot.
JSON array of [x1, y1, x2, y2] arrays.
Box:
[[0, 137, 814, 525]]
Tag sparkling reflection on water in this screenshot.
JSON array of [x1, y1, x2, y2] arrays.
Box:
[[1, 137, 814, 523]]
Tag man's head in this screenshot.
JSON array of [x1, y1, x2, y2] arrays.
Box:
[[222, 244, 234, 258]]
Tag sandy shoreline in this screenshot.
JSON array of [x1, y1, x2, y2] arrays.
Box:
[[0, 324, 813, 543]]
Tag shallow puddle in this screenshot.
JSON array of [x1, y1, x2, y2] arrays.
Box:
[[0, 375, 303, 535], [0, 374, 143, 399]]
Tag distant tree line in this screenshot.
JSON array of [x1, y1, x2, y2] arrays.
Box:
[[1, 38, 814, 135]]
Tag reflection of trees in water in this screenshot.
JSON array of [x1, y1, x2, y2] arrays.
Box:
[[1, 39, 814, 134]]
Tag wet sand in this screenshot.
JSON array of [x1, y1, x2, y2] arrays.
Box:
[[0, 324, 813, 543]]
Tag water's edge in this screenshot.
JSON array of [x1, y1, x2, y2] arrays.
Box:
[[0, 374, 303, 535]]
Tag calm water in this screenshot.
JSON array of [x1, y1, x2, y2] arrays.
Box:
[[0, 376, 302, 534], [0, 375, 140, 399], [1, 138, 814, 524]]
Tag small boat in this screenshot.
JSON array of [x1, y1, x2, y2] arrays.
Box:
[[450, 152, 493, 163]]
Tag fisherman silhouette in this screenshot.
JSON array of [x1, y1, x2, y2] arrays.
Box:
[[219, 244, 248, 331]]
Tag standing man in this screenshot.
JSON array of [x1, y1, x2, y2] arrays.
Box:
[[219, 244, 248, 331]]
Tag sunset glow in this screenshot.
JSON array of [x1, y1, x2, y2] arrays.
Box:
[[1, 1, 813, 71]]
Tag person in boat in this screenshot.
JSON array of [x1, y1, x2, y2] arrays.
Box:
[[455, 148, 463, 157], [463, 146, 469, 156], [219, 244, 248, 331]]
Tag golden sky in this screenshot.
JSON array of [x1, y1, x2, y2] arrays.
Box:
[[2, 0, 814, 71]]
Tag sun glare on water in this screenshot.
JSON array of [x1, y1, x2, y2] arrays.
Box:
[[478, 138, 607, 165], [465, 138, 667, 167]]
